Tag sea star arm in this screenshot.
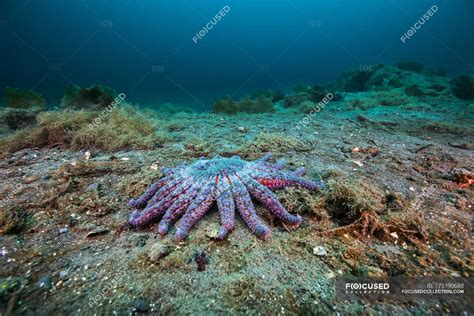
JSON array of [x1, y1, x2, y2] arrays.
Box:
[[128, 176, 171, 210], [157, 184, 201, 236], [250, 158, 286, 174], [242, 175, 302, 226], [215, 179, 235, 240], [273, 159, 286, 170], [175, 179, 217, 242], [252, 171, 324, 191], [146, 178, 185, 205], [251, 156, 323, 190], [292, 167, 305, 177], [251, 157, 303, 176], [129, 178, 192, 228], [231, 176, 270, 240], [259, 158, 286, 171], [154, 178, 195, 210]]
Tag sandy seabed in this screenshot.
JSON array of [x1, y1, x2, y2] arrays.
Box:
[[1, 73, 473, 315]]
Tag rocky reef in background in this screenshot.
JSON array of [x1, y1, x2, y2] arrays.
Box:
[[212, 95, 274, 114], [3, 87, 46, 109], [0, 84, 172, 152], [451, 74, 474, 100], [60, 84, 119, 110], [0, 88, 46, 134], [211, 61, 472, 114], [1, 61, 473, 152]]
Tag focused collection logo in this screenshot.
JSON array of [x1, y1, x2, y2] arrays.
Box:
[[344, 282, 390, 294], [335, 277, 470, 302]]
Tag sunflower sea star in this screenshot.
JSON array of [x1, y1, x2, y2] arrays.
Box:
[[129, 154, 324, 242]]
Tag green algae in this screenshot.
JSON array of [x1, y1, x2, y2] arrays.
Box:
[[451, 74, 474, 100], [0, 108, 39, 130], [213, 95, 274, 114], [0, 107, 172, 153], [0, 64, 472, 315], [0, 205, 32, 235], [239, 132, 308, 159], [60, 84, 118, 110], [3, 87, 46, 109]]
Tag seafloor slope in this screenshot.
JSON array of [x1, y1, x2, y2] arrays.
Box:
[[0, 66, 473, 315]]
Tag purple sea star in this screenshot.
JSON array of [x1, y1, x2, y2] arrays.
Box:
[[128, 154, 324, 242]]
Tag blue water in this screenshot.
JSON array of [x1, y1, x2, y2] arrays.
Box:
[[1, 0, 473, 110]]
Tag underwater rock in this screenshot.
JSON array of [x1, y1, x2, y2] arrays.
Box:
[[60, 84, 118, 110], [364, 66, 405, 90], [328, 64, 450, 94], [304, 85, 340, 103], [0, 108, 39, 130], [283, 93, 311, 107], [335, 69, 375, 92], [133, 298, 150, 313], [250, 89, 285, 103], [313, 246, 327, 256], [148, 243, 171, 262], [308, 84, 329, 101], [451, 75, 474, 100], [395, 61, 424, 73], [405, 84, 425, 97], [404, 83, 445, 98], [386, 76, 403, 88], [213, 95, 273, 114], [36, 275, 53, 289], [58, 270, 69, 279], [86, 182, 101, 193], [3, 87, 46, 109], [284, 85, 340, 108], [307, 84, 341, 101]]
